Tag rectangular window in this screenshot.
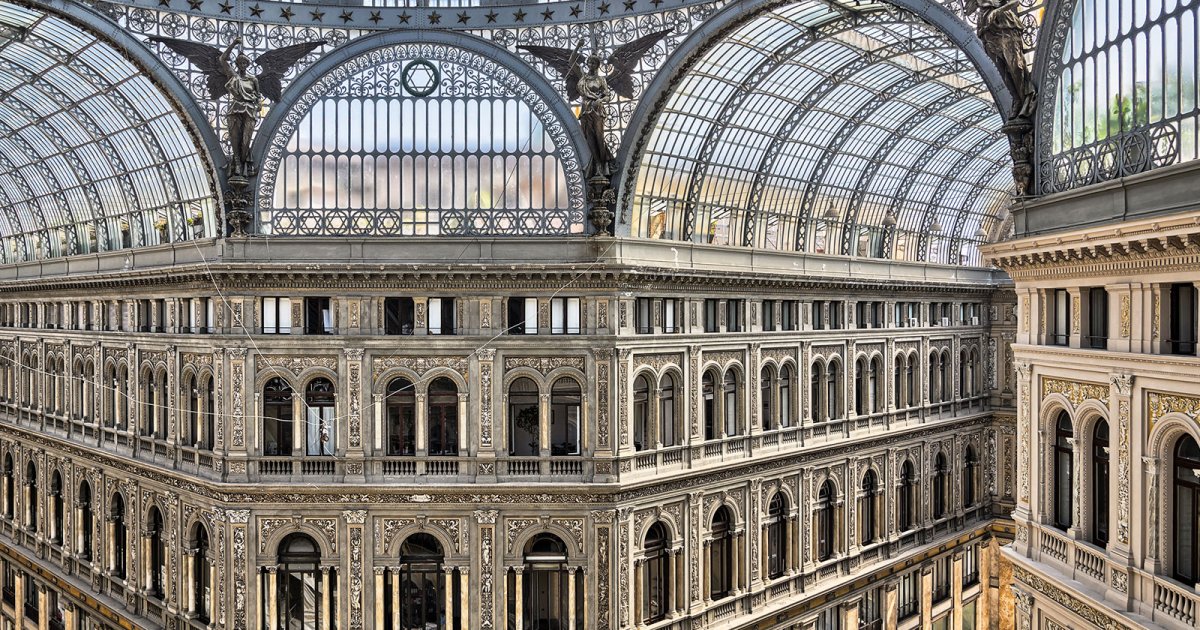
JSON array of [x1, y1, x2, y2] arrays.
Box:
[[961, 601, 977, 630], [636, 298, 653, 334], [155, 299, 166, 332], [1052, 289, 1070, 345], [305, 297, 333, 335], [814, 606, 841, 630], [828, 301, 843, 329], [384, 297, 415, 335], [781, 300, 797, 331], [1086, 288, 1108, 349], [813, 301, 826, 330], [933, 555, 952, 602], [2, 561, 13, 606], [551, 297, 581, 334], [663, 299, 679, 333], [727, 299, 744, 332], [1170, 283, 1197, 355], [507, 297, 538, 335], [931, 615, 950, 630], [856, 302, 868, 329], [704, 299, 719, 333], [428, 298, 455, 335], [138, 299, 152, 332], [763, 300, 776, 332], [859, 587, 883, 630], [261, 297, 292, 334], [962, 544, 979, 586], [898, 571, 919, 620]]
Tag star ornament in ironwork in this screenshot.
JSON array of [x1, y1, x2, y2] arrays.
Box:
[[401, 59, 440, 97], [249, 3, 264, 17], [339, 10, 354, 23]]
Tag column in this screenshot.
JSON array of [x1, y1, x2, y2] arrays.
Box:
[[674, 549, 684, 614], [392, 567, 401, 629], [267, 567, 279, 630], [38, 585, 47, 630], [64, 602, 76, 630], [920, 566, 932, 630], [142, 532, 153, 589], [513, 567, 524, 630], [761, 524, 769, 581], [443, 567, 454, 630], [106, 518, 116, 572], [567, 566, 577, 630], [208, 557, 217, 622], [1068, 436, 1083, 539], [13, 571, 23, 628], [321, 567, 331, 630], [633, 560, 643, 626], [952, 552, 964, 626], [702, 540, 712, 602], [731, 532, 742, 593], [183, 550, 195, 615], [415, 392, 428, 454], [1144, 456, 1161, 572], [885, 582, 899, 628], [459, 568, 470, 630], [375, 568, 386, 629]]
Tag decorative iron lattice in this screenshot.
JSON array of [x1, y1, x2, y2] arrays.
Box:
[[1038, 123, 1180, 194], [257, 42, 586, 236]]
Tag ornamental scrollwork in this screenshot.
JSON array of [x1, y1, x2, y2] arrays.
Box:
[[503, 356, 586, 374], [257, 355, 338, 375], [1041, 377, 1108, 407], [373, 355, 469, 378], [1147, 392, 1200, 430]]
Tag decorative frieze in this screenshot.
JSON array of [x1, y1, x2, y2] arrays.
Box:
[[1041, 377, 1108, 407], [257, 355, 338, 375], [503, 356, 586, 374], [1013, 565, 1133, 630], [372, 355, 469, 377], [1147, 391, 1200, 430]]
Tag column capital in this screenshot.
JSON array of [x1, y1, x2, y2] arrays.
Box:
[[373, 566, 386, 576]]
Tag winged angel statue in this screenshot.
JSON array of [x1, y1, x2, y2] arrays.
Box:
[[151, 36, 325, 178], [521, 30, 670, 177]]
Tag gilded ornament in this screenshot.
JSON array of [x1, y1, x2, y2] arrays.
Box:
[[1147, 391, 1200, 430]]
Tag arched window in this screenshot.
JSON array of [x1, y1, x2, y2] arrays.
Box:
[[1175, 435, 1200, 585], [761, 365, 776, 430], [767, 494, 788, 579], [633, 374, 650, 451], [709, 507, 733, 599], [201, 375, 215, 450], [779, 365, 793, 428], [826, 360, 842, 420], [77, 481, 93, 561], [906, 355, 918, 408], [276, 533, 334, 629], [659, 374, 677, 447], [184, 372, 199, 445], [2, 455, 13, 519], [860, 470, 879, 544], [1054, 412, 1074, 531], [703, 370, 718, 440], [643, 523, 671, 623], [928, 353, 939, 403], [816, 481, 836, 562], [940, 350, 952, 401], [964, 445, 979, 509], [519, 534, 576, 629], [305, 378, 336, 456], [24, 461, 36, 532], [427, 378, 459, 456], [1092, 420, 1109, 546], [508, 378, 540, 456], [723, 370, 741, 437], [155, 370, 169, 439], [147, 506, 166, 599], [811, 362, 825, 422], [959, 351, 969, 398], [49, 471, 62, 546], [899, 460, 915, 531], [870, 356, 883, 413], [385, 378, 416, 456], [550, 378, 581, 456], [394, 533, 448, 629], [855, 359, 867, 415], [933, 452, 949, 520], [262, 378, 294, 457], [894, 355, 906, 408], [111, 493, 127, 579], [192, 524, 212, 623]]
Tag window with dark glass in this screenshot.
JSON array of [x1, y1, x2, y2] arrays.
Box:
[[262, 378, 294, 457], [933, 452, 948, 520], [761, 365, 775, 431], [767, 494, 787, 578], [305, 379, 337, 456], [1092, 419, 1109, 546], [962, 544, 979, 586], [860, 470, 878, 544], [1175, 435, 1200, 585], [394, 533, 450, 630], [549, 378, 581, 455], [643, 523, 670, 623], [508, 378, 540, 456], [659, 374, 677, 447], [507, 297, 538, 335], [304, 297, 333, 335], [859, 586, 883, 630], [50, 471, 63, 546], [428, 298, 455, 335], [763, 300, 776, 332], [1051, 289, 1069, 345], [663, 298, 679, 333], [111, 493, 127, 579], [147, 506, 165, 599], [722, 370, 740, 436], [703, 370, 717, 440], [550, 297, 580, 335], [779, 365, 793, 428], [727, 299, 744, 332], [427, 378, 459, 456], [277, 534, 335, 629], [23, 573, 37, 623], [1170, 283, 1197, 355], [633, 374, 650, 451], [829, 301, 843, 329], [709, 507, 733, 599], [900, 570, 923, 620], [386, 378, 416, 456], [1054, 412, 1074, 531], [636, 298, 652, 334], [2, 562, 14, 607], [192, 525, 212, 623], [384, 297, 415, 335], [963, 445, 979, 508], [1085, 288, 1108, 349], [518, 534, 574, 630], [78, 482, 92, 561], [932, 555, 951, 602], [813, 300, 826, 330], [704, 299, 719, 332], [781, 300, 797, 330], [262, 297, 292, 334], [898, 460, 915, 531], [816, 480, 836, 561]]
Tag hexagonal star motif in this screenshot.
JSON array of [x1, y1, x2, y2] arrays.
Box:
[[401, 60, 439, 97]]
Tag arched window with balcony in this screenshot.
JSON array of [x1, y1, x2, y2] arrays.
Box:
[[964, 445, 979, 509], [723, 369, 741, 437], [550, 377, 581, 456], [517, 533, 578, 629], [1054, 412, 1074, 531], [147, 506, 166, 600], [940, 350, 952, 401], [508, 377, 540, 456], [110, 493, 127, 579], [761, 365, 776, 430], [275, 533, 334, 629], [633, 374, 650, 451], [894, 354, 906, 408], [659, 373, 677, 447], [77, 481, 93, 561], [2, 455, 12, 520], [184, 372, 199, 445], [932, 452, 949, 520], [779, 365, 793, 428], [386, 378, 416, 456], [428, 377, 459, 456], [810, 362, 825, 422], [959, 350, 969, 398], [1175, 435, 1200, 585], [392, 533, 450, 629], [906, 354, 918, 407], [767, 494, 788, 578], [305, 378, 337, 456], [854, 358, 867, 416], [703, 370, 718, 440], [928, 352, 940, 403], [642, 523, 671, 623], [75, 359, 94, 423], [201, 374, 215, 450], [49, 470, 62, 546], [1092, 420, 1109, 546], [860, 470, 880, 545], [709, 507, 733, 599], [191, 524, 212, 623], [899, 460, 916, 531], [870, 356, 883, 413], [826, 360, 842, 420], [262, 378, 294, 457], [816, 480, 837, 562], [24, 461, 36, 533]]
